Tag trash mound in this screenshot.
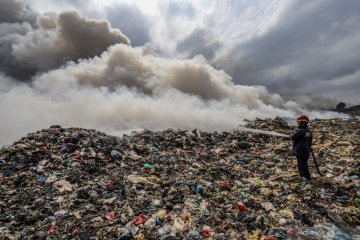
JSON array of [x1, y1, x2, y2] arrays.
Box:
[[0, 118, 359, 239], [245, 117, 294, 134]]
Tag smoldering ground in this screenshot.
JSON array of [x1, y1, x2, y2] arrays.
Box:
[[0, 0, 344, 146]]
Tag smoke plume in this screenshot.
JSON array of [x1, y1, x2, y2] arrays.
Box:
[[0, 0, 343, 146], [0, 4, 129, 80]]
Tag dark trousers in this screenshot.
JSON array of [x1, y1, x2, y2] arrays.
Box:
[[296, 155, 311, 180]]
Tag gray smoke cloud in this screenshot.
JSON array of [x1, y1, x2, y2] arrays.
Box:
[[0, 0, 344, 146], [0, 0, 36, 23], [0, 43, 343, 146], [0, 5, 129, 80], [296, 94, 339, 110]]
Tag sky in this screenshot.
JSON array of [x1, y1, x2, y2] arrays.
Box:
[[0, 0, 356, 146]]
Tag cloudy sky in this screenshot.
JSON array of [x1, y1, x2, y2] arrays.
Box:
[[0, 0, 356, 145], [26, 0, 360, 104]]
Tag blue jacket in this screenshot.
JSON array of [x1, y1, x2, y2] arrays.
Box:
[[291, 126, 312, 157]]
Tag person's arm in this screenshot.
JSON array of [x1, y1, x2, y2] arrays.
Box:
[[290, 129, 305, 141]]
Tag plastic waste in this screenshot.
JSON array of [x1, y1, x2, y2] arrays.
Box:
[[237, 201, 248, 212], [185, 230, 202, 240], [0, 118, 358, 239], [111, 149, 122, 161], [47, 226, 58, 236], [202, 226, 213, 238], [105, 211, 115, 221], [195, 185, 205, 195], [144, 163, 156, 169], [132, 214, 148, 225], [54, 180, 74, 192], [54, 210, 68, 219], [37, 175, 47, 185]]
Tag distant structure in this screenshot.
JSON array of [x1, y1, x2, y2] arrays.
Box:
[[336, 102, 346, 111], [334, 102, 360, 116]]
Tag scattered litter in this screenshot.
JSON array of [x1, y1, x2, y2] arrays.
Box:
[[0, 118, 359, 238]]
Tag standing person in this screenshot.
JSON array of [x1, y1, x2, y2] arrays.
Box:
[[291, 115, 312, 185]]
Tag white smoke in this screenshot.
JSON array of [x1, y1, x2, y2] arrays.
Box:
[[0, 1, 344, 146]]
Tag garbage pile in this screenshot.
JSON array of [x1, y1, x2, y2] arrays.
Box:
[[0, 118, 359, 239]]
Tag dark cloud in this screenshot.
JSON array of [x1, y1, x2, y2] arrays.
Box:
[[214, 0, 360, 104], [0, 1, 130, 80], [0, 0, 36, 23], [177, 28, 222, 60], [106, 4, 151, 46], [57, 11, 129, 57]]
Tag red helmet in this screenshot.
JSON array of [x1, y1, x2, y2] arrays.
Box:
[[297, 115, 309, 123]]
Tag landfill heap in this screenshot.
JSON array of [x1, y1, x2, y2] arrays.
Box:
[[0, 118, 359, 240]]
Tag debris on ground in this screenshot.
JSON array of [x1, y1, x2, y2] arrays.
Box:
[[0, 118, 359, 239]]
